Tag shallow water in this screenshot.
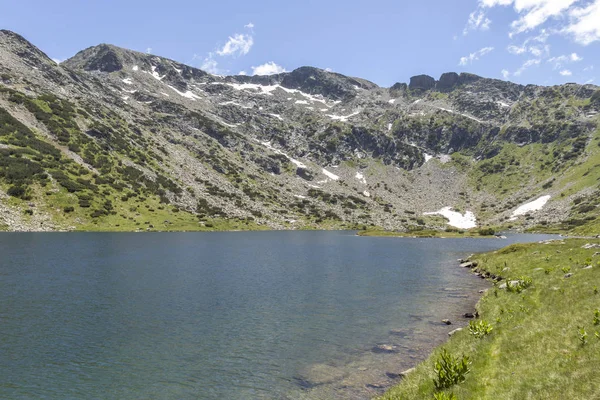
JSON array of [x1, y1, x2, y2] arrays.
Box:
[[0, 231, 556, 399]]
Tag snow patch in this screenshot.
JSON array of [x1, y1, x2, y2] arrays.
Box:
[[423, 207, 477, 229], [132, 65, 139, 71], [269, 113, 284, 121], [363, 190, 371, 197], [122, 78, 133, 85], [326, 110, 360, 122], [122, 88, 137, 94], [355, 171, 367, 185], [413, 99, 421, 104], [509, 195, 551, 220], [160, 92, 170, 97], [150, 66, 164, 81], [388, 99, 396, 104], [387, 123, 392, 131], [294, 195, 306, 199], [424, 153, 433, 162], [259, 140, 307, 169], [167, 85, 200, 100], [497, 101, 510, 108], [322, 169, 340, 181], [295, 100, 309, 105]]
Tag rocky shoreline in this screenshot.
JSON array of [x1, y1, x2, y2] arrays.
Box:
[[282, 257, 490, 400]]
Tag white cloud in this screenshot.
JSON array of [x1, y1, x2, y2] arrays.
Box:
[[507, 44, 527, 54], [146, 47, 152, 54], [480, 0, 578, 36], [459, 46, 494, 65], [570, 52, 582, 61], [464, 10, 492, 35], [216, 33, 254, 57], [501, 69, 510, 78], [564, 0, 600, 45], [514, 58, 541, 76], [481, 0, 600, 44], [238, 70, 247, 75], [325, 67, 333, 72], [583, 65, 594, 71], [52, 58, 62, 64], [251, 62, 287, 76], [548, 52, 583, 69], [200, 53, 220, 74], [244, 22, 254, 29], [560, 69, 572, 76]]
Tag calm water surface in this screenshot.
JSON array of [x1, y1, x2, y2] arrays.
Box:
[[0, 231, 556, 399]]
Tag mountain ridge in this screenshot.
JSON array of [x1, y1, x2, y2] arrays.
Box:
[[1, 29, 599, 234]]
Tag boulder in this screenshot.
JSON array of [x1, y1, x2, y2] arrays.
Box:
[[448, 327, 463, 336], [464, 313, 475, 318], [400, 368, 415, 377], [564, 272, 574, 278], [296, 167, 315, 181], [442, 319, 452, 325]]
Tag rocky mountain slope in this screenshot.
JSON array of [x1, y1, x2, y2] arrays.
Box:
[[1, 29, 599, 233]]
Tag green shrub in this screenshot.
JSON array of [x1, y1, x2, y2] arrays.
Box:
[[433, 349, 471, 390], [63, 206, 74, 213], [478, 227, 495, 236], [469, 320, 493, 338], [433, 392, 458, 400], [7, 185, 26, 198]]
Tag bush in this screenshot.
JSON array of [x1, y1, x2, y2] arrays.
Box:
[[433, 349, 471, 390], [7, 185, 26, 198], [478, 227, 496, 236], [433, 392, 458, 400], [469, 320, 493, 338], [63, 206, 75, 213]]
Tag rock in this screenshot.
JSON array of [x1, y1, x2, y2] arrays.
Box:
[[498, 280, 520, 289], [593, 252, 600, 257], [389, 328, 411, 338], [582, 243, 600, 249], [437, 72, 460, 91], [564, 273, 574, 278], [372, 344, 397, 354], [386, 372, 401, 379], [442, 319, 452, 325], [448, 327, 463, 336], [478, 289, 488, 294], [357, 367, 368, 371], [460, 261, 475, 268], [582, 265, 593, 270], [296, 167, 315, 181], [400, 368, 415, 377], [464, 313, 475, 318], [409, 74, 436, 92], [366, 382, 387, 389]]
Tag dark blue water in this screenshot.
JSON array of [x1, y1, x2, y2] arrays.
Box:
[[0, 231, 556, 399]]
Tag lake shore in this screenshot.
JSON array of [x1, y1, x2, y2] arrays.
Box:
[[378, 237, 600, 399]]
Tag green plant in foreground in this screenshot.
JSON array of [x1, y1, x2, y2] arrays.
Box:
[[562, 266, 571, 274], [433, 392, 458, 400], [594, 286, 599, 295], [469, 320, 493, 338], [594, 309, 600, 325], [433, 349, 471, 390], [579, 327, 588, 346]]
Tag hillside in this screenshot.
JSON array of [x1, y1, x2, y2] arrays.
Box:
[[1, 29, 599, 232]]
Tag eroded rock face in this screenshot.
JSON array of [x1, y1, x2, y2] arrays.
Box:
[[437, 72, 460, 91], [409, 74, 436, 92]]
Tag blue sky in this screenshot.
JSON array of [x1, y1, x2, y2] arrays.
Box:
[[1, 0, 598, 86]]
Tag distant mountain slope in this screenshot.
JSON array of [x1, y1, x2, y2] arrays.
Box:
[[0, 29, 599, 232]]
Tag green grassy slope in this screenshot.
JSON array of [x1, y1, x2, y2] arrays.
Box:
[[379, 239, 600, 399]]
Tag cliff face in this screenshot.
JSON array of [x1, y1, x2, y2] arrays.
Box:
[[1, 30, 599, 232]]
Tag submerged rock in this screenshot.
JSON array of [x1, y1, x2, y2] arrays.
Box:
[[371, 344, 397, 354], [448, 327, 463, 336], [442, 319, 452, 325]]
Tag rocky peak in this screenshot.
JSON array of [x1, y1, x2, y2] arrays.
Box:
[[408, 74, 436, 92], [279, 66, 378, 100], [0, 29, 56, 68], [437, 72, 460, 91]]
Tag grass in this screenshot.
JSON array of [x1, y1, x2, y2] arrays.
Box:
[[379, 238, 600, 399]]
